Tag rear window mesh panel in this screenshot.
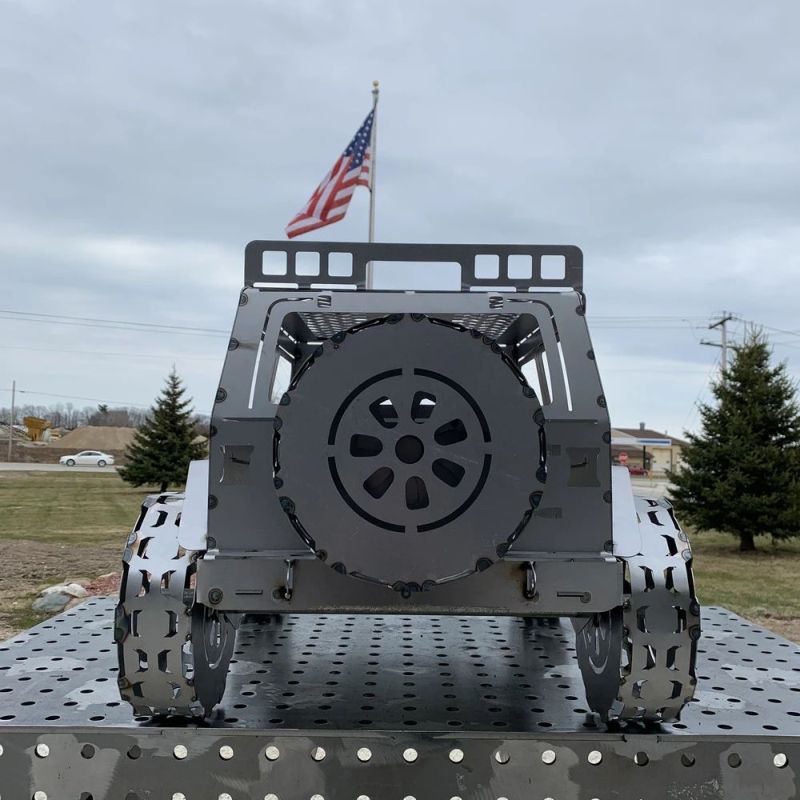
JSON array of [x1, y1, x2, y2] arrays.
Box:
[[449, 314, 516, 339], [298, 312, 372, 339], [297, 312, 517, 341]]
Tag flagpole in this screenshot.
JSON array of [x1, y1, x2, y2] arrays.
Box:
[[366, 80, 379, 288]]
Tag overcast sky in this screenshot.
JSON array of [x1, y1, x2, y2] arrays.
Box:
[[2, 1, 799, 434]]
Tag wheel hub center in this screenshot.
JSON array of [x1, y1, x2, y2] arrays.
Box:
[[395, 434, 424, 464]]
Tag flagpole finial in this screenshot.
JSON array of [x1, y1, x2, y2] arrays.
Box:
[[372, 79, 379, 89]]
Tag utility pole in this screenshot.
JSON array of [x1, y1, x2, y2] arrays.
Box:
[[701, 313, 734, 385], [6, 380, 15, 462]]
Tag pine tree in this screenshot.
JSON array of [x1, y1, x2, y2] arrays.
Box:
[[119, 369, 205, 492], [669, 332, 800, 551]]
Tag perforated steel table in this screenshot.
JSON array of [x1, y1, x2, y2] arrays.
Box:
[[1, 599, 799, 799]]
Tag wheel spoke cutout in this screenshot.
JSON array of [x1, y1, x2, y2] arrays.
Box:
[[411, 391, 436, 423], [406, 476, 429, 510], [432, 458, 465, 487], [369, 396, 398, 428], [350, 434, 383, 457], [364, 467, 394, 499], [434, 418, 467, 446]]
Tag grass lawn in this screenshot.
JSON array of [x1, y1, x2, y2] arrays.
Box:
[[690, 530, 800, 641], [0, 471, 798, 642], [0, 470, 149, 544], [0, 470, 159, 639]]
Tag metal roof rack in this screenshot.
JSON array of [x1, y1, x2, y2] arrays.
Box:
[[245, 240, 584, 291]]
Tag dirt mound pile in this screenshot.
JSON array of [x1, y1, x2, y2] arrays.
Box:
[[51, 426, 136, 451]]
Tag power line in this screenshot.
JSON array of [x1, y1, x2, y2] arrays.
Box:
[[0, 309, 228, 338], [735, 318, 800, 341], [0, 344, 223, 362], [0, 308, 229, 333], [0, 388, 151, 408], [0, 387, 211, 415], [0, 307, 711, 331], [769, 340, 800, 352]]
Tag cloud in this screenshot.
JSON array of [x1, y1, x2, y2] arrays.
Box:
[[0, 222, 240, 286]]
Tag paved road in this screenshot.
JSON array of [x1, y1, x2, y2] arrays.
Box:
[[0, 462, 118, 473]]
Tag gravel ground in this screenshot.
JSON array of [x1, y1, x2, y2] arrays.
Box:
[[0, 538, 119, 640]]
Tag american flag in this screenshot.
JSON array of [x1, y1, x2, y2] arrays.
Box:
[[286, 110, 374, 238]]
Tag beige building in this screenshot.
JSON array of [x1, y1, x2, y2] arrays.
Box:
[[611, 423, 688, 476]]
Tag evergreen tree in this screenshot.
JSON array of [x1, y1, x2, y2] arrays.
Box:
[[119, 369, 205, 492], [669, 331, 800, 551]]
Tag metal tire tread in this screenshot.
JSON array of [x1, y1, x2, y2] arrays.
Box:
[[114, 493, 235, 717], [615, 495, 700, 722], [575, 495, 700, 724]]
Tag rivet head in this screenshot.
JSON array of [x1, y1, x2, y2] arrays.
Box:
[[588, 749, 602, 765], [173, 794, 187, 800], [0, 743, 3, 756], [311, 746, 326, 761], [33, 792, 48, 800], [774, 752, 789, 768], [310, 795, 325, 800], [542, 749, 556, 764], [357, 747, 372, 762], [265, 745, 280, 761], [403, 747, 418, 763], [356, 796, 371, 800], [35, 743, 50, 758], [449, 748, 464, 763], [219, 794, 233, 800], [173, 744, 188, 759], [495, 749, 510, 764], [264, 794, 279, 800], [219, 744, 234, 760]]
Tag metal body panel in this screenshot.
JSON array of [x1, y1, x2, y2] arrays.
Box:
[[210, 245, 612, 571], [2, 600, 799, 799], [177, 459, 209, 551], [196, 555, 623, 615], [609, 465, 642, 557]]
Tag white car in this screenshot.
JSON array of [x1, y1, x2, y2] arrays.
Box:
[[59, 450, 115, 467]]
